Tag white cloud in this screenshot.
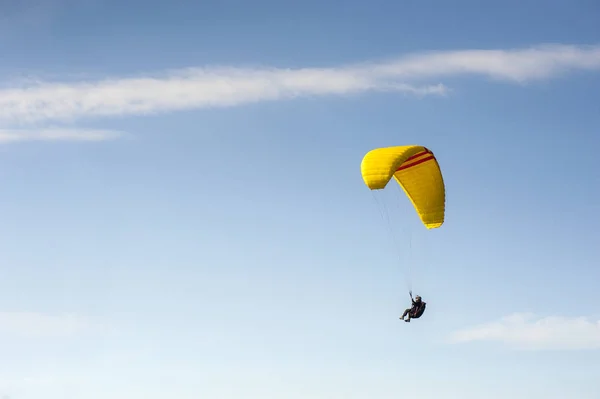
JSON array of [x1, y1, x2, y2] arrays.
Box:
[[0, 69, 444, 126], [372, 44, 600, 82], [0, 128, 124, 143], [449, 312, 600, 350], [0, 43, 598, 126], [0, 312, 99, 338]]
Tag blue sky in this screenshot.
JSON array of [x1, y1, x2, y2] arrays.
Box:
[[0, 0, 599, 398]]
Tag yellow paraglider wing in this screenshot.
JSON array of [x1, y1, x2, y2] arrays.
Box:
[[360, 145, 445, 229]]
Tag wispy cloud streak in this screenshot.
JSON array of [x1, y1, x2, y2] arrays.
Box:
[[373, 44, 600, 82], [0, 44, 598, 126], [0, 312, 99, 338], [0, 128, 124, 143], [0, 71, 444, 125], [449, 313, 600, 350]]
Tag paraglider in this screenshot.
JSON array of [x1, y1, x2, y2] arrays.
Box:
[[360, 145, 445, 322], [360, 145, 445, 229]]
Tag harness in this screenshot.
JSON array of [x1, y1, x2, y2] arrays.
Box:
[[410, 302, 426, 318]]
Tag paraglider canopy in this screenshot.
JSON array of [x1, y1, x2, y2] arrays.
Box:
[[360, 145, 445, 229]]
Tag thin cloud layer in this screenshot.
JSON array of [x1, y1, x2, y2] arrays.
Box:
[[0, 312, 104, 338], [373, 44, 600, 82], [449, 313, 600, 350], [0, 70, 445, 126], [0, 128, 124, 143], [0, 43, 598, 126]]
